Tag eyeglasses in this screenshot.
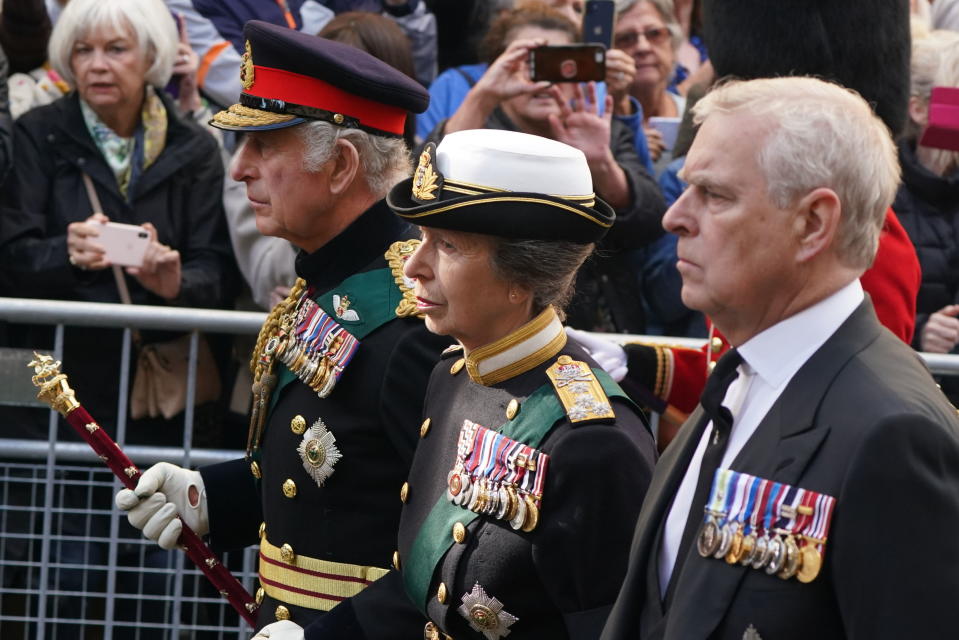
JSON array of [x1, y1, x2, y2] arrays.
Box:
[[614, 27, 671, 48]]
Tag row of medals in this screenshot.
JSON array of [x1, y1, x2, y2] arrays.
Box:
[[697, 473, 832, 584], [264, 295, 352, 397], [446, 422, 547, 533]]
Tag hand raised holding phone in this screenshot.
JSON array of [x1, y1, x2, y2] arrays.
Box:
[[125, 222, 182, 301], [66, 212, 110, 271]]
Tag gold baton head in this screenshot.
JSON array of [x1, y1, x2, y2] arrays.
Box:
[[28, 352, 79, 416]]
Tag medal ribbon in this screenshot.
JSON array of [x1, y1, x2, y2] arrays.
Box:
[[761, 482, 785, 535], [810, 492, 837, 555], [749, 479, 771, 536], [738, 474, 762, 533], [773, 484, 799, 533], [703, 468, 728, 522], [725, 471, 748, 529]]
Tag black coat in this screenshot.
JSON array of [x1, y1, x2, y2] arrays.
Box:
[[201, 202, 449, 630], [601, 301, 959, 640], [892, 140, 959, 348], [306, 333, 657, 639], [425, 110, 666, 333], [704, 0, 910, 137], [0, 91, 237, 434]]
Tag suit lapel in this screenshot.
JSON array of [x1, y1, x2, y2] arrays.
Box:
[[602, 407, 710, 638], [662, 300, 883, 639]]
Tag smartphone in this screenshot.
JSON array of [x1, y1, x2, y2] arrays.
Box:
[[529, 45, 606, 83], [96, 221, 151, 267], [648, 116, 681, 151], [582, 0, 616, 49]]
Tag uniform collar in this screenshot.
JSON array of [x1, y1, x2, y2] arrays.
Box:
[[295, 199, 406, 291], [464, 306, 566, 386]]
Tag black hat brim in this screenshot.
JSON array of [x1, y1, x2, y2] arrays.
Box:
[[387, 178, 616, 244]]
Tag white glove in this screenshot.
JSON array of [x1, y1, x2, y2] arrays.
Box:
[[565, 327, 628, 382], [251, 620, 305, 640], [115, 462, 208, 550]]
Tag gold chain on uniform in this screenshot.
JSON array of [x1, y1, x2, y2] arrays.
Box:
[[247, 278, 307, 456]]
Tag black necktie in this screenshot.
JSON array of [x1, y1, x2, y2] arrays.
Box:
[[664, 348, 743, 605]]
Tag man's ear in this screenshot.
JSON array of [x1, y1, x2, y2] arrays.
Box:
[[793, 187, 842, 263], [328, 138, 361, 196]]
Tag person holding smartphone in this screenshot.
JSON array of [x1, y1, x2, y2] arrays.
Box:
[[0, 0, 237, 430], [425, 3, 665, 335]]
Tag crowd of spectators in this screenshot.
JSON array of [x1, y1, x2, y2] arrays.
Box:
[[0, 0, 957, 435]]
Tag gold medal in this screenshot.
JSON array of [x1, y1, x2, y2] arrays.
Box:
[[796, 544, 822, 583], [738, 532, 757, 566], [725, 525, 744, 564], [521, 495, 540, 532], [504, 486, 519, 522]]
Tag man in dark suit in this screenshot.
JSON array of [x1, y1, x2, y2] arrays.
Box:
[[600, 76, 959, 640]]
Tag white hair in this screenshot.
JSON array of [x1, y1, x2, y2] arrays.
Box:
[[48, 0, 178, 89], [297, 121, 412, 199], [692, 77, 901, 270]]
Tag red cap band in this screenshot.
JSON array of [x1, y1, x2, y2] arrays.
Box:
[[247, 65, 407, 135]]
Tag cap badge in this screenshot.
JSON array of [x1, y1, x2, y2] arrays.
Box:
[[458, 583, 518, 640], [333, 294, 360, 322], [240, 40, 255, 91], [412, 143, 443, 204], [297, 417, 342, 488]]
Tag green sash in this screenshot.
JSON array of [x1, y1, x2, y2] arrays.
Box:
[[269, 267, 402, 415], [403, 369, 632, 612]]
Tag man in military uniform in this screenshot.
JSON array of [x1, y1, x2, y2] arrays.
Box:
[[253, 130, 658, 640], [115, 20, 448, 631]]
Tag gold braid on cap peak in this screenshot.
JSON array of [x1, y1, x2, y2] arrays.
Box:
[[440, 177, 596, 208], [213, 104, 296, 128]]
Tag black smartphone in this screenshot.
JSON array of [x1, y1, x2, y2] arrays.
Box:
[[529, 45, 606, 83], [582, 0, 616, 49]]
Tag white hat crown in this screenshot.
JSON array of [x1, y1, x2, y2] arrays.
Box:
[[436, 129, 594, 197]]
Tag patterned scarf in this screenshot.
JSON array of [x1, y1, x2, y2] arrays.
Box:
[[80, 86, 168, 198]]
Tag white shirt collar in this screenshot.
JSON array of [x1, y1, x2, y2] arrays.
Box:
[[737, 279, 864, 391]]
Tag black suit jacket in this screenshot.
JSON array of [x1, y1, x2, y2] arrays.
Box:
[[601, 299, 959, 640]]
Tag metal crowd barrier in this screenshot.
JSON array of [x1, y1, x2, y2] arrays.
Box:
[[0, 297, 957, 640]]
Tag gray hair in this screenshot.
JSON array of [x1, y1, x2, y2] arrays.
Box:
[[692, 77, 900, 270], [615, 0, 683, 52], [297, 121, 411, 199], [489, 238, 595, 317], [48, 0, 178, 89]]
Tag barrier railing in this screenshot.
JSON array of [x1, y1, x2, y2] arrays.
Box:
[[1, 296, 957, 640]]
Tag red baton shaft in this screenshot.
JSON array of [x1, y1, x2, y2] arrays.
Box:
[[29, 354, 259, 628]]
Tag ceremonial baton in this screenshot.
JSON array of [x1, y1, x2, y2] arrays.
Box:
[[28, 353, 259, 627]]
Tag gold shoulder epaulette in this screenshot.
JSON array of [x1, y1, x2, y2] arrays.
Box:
[[441, 343, 464, 358], [385, 239, 422, 318], [546, 355, 615, 424]]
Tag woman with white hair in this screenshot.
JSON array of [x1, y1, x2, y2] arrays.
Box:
[[0, 0, 236, 429]]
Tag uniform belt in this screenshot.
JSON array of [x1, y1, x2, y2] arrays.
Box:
[[259, 536, 389, 611]]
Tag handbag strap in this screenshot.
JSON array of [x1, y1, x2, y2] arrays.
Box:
[[81, 172, 142, 345]]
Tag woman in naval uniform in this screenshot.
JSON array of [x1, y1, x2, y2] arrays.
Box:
[[255, 128, 657, 640]]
